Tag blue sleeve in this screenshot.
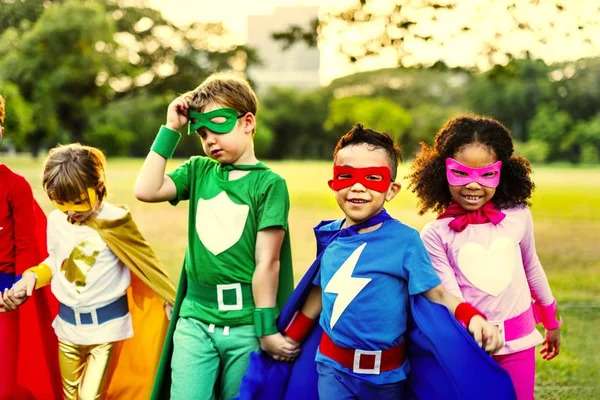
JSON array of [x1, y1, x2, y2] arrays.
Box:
[[402, 230, 442, 295]]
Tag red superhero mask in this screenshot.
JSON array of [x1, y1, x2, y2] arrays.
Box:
[[328, 166, 392, 193]]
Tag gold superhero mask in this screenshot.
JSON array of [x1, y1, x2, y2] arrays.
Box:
[[52, 188, 98, 213]]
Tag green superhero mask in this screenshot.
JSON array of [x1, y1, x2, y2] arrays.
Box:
[[188, 108, 243, 135]]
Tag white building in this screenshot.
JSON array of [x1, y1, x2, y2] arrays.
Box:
[[247, 6, 320, 92]]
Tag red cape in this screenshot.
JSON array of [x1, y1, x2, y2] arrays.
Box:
[[14, 201, 62, 399]]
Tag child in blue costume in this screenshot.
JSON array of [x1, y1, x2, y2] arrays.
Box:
[[278, 125, 504, 399], [135, 73, 296, 399]]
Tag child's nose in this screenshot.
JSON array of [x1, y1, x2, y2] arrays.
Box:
[[205, 132, 218, 145], [465, 180, 482, 190], [350, 182, 367, 192]]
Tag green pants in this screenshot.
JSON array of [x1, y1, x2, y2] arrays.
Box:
[[170, 317, 259, 400]]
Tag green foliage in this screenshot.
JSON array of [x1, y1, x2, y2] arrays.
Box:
[[325, 96, 412, 143], [579, 144, 599, 165], [0, 81, 34, 150], [528, 104, 573, 161], [0, 0, 259, 154], [254, 119, 274, 158], [260, 87, 331, 159], [468, 58, 556, 141], [515, 140, 551, 164]]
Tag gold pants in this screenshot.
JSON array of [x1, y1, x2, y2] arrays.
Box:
[[58, 339, 123, 400]]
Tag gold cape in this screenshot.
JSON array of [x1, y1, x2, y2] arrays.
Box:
[[84, 206, 176, 399]]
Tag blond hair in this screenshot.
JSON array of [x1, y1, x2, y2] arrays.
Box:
[[185, 73, 259, 127], [0, 95, 5, 125], [42, 143, 108, 204]]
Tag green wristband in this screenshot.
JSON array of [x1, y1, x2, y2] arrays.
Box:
[[151, 125, 181, 159], [254, 307, 278, 337]]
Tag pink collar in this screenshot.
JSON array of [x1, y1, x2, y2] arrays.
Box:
[[438, 201, 505, 232]]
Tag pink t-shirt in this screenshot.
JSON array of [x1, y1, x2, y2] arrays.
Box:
[[421, 206, 554, 355]]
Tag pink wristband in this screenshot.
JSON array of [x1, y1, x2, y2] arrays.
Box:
[[532, 299, 562, 330]]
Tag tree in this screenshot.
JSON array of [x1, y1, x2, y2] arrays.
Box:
[[527, 104, 573, 162], [0, 0, 260, 154], [467, 58, 556, 141], [260, 88, 331, 159], [325, 96, 412, 145], [0, 81, 34, 150], [273, 0, 599, 70]]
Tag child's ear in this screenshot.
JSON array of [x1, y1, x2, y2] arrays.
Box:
[[385, 181, 401, 202], [242, 113, 256, 134]]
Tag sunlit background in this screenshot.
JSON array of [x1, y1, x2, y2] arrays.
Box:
[[1, 1, 599, 398]]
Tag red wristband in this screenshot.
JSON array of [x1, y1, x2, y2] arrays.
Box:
[[284, 311, 317, 343], [455, 302, 487, 328]]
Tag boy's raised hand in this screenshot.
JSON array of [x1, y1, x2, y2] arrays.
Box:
[[166, 97, 189, 131], [260, 332, 301, 363], [469, 315, 504, 354]]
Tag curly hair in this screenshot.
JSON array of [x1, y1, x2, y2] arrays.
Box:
[[333, 123, 402, 180], [407, 113, 534, 215]]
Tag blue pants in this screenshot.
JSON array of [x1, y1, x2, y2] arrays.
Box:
[[317, 362, 406, 400]]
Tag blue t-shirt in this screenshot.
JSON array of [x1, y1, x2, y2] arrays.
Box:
[[314, 219, 442, 384]]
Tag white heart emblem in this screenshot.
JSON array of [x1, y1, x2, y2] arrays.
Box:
[[457, 237, 515, 297], [196, 191, 249, 256]]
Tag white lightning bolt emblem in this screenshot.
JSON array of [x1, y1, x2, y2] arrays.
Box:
[[324, 243, 371, 329]]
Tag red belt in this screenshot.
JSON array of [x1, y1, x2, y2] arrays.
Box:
[[320, 332, 406, 375]]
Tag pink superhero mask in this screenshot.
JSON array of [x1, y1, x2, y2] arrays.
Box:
[[445, 158, 503, 188], [328, 165, 392, 193]]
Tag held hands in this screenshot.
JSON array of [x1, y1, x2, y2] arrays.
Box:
[[469, 315, 504, 354], [166, 97, 189, 131], [540, 327, 561, 361], [260, 332, 301, 363], [0, 271, 36, 312]]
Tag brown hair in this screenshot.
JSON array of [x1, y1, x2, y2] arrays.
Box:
[[42, 143, 108, 204], [185, 73, 258, 133], [0, 95, 5, 125]]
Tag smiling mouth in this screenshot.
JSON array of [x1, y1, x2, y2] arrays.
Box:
[[347, 199, 368, 204], [462, 195, 483, 202]]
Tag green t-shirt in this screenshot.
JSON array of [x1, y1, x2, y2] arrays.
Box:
[[168, 156, 290, 326]]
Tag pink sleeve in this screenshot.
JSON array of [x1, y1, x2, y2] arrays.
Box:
[[520, 208, 554, 306], [421, 223, 465, 301]]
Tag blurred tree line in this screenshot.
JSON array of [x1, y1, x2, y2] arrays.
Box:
[[1, 0, 599, 164]]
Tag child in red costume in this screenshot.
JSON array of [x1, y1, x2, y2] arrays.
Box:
[[0, 94, 62, 399]]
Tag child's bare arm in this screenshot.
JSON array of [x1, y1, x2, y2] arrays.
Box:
[[134, 152, 177, 202], [134, 97, 188, 202], [253, 227, 300, 361], [300, 285, 323, 320]]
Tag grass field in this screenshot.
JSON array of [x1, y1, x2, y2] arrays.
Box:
[[4, 155, 599, 399]]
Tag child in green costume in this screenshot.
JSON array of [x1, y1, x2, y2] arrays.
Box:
[[134, 73, 297, 400]]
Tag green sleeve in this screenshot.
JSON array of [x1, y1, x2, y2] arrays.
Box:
[[167, 159, 192, 205], [257, 176, 289, 231]]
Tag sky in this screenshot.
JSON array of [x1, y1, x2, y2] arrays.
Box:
[[147, 0, 600, 84]]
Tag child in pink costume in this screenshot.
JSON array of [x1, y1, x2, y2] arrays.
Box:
[[408, 114, 562, 400]]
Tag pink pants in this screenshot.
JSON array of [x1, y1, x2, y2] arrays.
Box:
[[493, 347, 536, 400], [0, 310, 19, 397]]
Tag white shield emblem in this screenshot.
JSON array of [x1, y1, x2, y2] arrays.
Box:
[[196, 191, 249, 256], [457, 236, 516, 297]]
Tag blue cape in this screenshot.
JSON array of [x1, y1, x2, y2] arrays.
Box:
[[236, 220, 516, 400]]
